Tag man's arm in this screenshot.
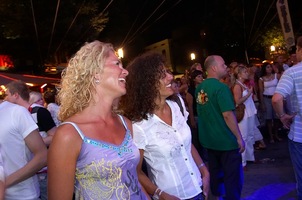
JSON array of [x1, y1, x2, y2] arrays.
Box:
[[222, 111, 245, 153], [272, 93, 295, 129], [44, 126, 57, 146], [5, 130, 47, 188], [37, 108, 57, 146]]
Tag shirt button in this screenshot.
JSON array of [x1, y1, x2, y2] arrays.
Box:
[[174, 130, 177, 132], [181, 144, 183, 147], [191, 173, 193, 175], [185, 158, 188, 161]]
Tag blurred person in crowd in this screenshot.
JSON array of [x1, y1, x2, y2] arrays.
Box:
[[0, 150, 4, 200], [232, 65, 265, 169], [170, 79, 187, 118], [29, 91, 44, 106], [272, 62, 284, 77], [43, 90, 61, 126], [48, 41, 148, 200], [186, 70, 208, 163], [276, 55, 290, 71], [119, 52, 210, 200], [272, 35, 302, 199], [187, 70, 204, 129], [6, 81, 57, 146], [5, 80, 57, 199], [220, 65, 232, 88], [196, 55, 245, 200], [190, 62, 203, 73], [246, 63, 266, 149], [0, 100, 47, 200], [258, 63, 282, 143]]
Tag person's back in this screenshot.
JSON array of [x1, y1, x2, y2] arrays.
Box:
[[272, 36, 302, 199], [0, 101, 47, 200], [43, 90, 61, 126]]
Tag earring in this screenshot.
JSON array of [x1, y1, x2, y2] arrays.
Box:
[[95, 79, 100, 84]]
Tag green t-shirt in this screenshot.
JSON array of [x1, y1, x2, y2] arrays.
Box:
[[195, 78, 238, 150]]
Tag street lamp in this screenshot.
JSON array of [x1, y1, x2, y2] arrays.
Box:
[[190, 53, 195, 61], [117, 48, 124, 59], [270, 45, 276, 52]]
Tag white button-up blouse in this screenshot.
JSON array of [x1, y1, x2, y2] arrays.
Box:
[[133, 100, 202, 199]]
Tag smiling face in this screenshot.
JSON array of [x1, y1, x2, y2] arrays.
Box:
[[158, 68, 174, 99], [98, 51, 129, 98]]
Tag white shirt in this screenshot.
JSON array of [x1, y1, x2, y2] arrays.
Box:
[[133, 100, 202, 199], [0, 101, 40, 200], [47, 103, 61, 126]]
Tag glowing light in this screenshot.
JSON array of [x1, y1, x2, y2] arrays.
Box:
[[26, 83, 34, 87], [190, 53, 196, 60], [117, 48, 124, 58], [41, 83, 47, 89], [270, 46, 276, 52]]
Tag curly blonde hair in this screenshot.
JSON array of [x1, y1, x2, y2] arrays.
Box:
[[58, 40, 114, 121]]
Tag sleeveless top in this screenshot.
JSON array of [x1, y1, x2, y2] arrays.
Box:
[[236, 80, 257, 118], [61, 115, 147, 200], [262, 73, 278, 95]]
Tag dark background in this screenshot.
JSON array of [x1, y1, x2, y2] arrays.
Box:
[[0, 0, 301, 73]]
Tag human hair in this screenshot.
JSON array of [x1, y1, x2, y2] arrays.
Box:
[[233, 65, 247, 80], [190, 62, 202, 72], [260, 62, 273, 77], [204, 55, 217, 71], [119, 51, 165, 122], [29, 91, 42, 104], [58, 40, 114, 121], [273, 62, 284, 74], [43, 90, 57, 104], [6, 80, 30, 101], [189, 70, 203, 88]]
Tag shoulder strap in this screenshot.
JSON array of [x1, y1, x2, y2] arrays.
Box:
[[60, 122, 84, 140], [174, 96, 185, 116], [117, 114, 128, 130]]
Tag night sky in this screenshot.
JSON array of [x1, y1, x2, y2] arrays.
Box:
[[1, 0, 301, 72], [99, 0, 302, 65]]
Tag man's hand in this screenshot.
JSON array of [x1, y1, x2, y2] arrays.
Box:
[[280, 113, 296, 129], [237, 138, 245, 153]]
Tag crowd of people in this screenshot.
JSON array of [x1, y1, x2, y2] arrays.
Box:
[[0, 35, 301, 200]]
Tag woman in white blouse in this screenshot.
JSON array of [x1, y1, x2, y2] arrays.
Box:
[[119, 52, 210, 200]]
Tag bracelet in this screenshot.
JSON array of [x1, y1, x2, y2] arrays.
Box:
[[154, 188, 160, 196], [198, 163, 205, 169], [159, 190, 164, 196]]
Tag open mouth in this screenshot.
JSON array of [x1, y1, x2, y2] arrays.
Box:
[[166, 83, 171, 88], [118, 78, 126, 83]]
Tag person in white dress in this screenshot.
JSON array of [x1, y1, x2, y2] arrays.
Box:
[[232, 65, 263, 169]]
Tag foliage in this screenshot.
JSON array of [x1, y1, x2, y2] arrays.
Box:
[[260, 26, 286, 49]]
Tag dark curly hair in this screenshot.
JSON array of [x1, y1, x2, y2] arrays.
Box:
[[119, 52, 166, 122]]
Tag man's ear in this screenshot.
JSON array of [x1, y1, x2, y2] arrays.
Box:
[[13, 92, 20, 99]]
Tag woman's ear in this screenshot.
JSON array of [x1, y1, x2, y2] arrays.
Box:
[[94, 72, 101, 84]]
